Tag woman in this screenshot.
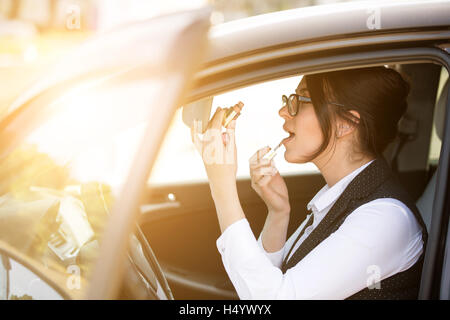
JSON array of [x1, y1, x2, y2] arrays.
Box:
[[193, 66, 427, 299]]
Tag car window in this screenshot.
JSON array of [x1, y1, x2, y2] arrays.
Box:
[[149, 75, 319, 186], [0, 75, 169, 298]]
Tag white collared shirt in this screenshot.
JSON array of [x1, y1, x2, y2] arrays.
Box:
[[216, 161, 424, 299]]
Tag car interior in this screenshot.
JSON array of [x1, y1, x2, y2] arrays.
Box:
[[140, 62, 449, 299]]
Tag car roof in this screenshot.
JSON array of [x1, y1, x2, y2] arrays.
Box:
[[206, 0, 450, 64]]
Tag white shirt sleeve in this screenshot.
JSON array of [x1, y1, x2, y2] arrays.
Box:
[[216, 199, 423, 300], [256, 234, 285, 268], [256, 213, 314, 268]]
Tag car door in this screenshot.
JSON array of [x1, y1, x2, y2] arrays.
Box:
[[435, 71, 450, 299], [0, 8, 211, 300]]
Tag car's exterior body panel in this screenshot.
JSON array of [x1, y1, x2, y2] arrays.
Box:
[[188, 1, 450, 101], [206, 0, 450, 65], [423, 76, 450, 299], [197, 30, 450, 80]]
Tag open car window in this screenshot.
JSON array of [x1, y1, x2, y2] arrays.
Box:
[[149, 75, 319, 186]]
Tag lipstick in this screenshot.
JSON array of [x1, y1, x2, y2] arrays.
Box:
[[262, 141, 283, 160], [222, 102, 244, 128]]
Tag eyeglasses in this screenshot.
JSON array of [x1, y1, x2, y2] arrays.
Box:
[[282, 94, 345, 116]]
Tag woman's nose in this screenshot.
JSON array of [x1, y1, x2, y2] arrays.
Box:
[[279, 105, 292, 120]]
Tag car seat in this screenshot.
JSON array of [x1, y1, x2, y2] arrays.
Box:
[[416, 78, 448, 232]]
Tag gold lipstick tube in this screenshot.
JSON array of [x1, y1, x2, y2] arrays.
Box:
[[222, 102, 244, 128]]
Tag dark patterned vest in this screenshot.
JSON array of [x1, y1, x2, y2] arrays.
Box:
[[281, 157, 428, 299]]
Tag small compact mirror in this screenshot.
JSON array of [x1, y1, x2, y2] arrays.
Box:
[[182, 97, 213, 133]]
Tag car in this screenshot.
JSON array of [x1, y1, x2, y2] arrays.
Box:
[[0, 0, 449, 300]]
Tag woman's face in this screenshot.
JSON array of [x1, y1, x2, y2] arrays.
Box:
[[279, 78, 325, 163]]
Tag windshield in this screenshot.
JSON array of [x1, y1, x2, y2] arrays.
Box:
[[0, 74, 166, 298]]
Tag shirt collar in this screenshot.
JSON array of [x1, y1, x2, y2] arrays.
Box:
[[307, 160, 374, 214]]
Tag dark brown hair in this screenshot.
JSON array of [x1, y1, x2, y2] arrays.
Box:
[[304, 66, 410, 159]]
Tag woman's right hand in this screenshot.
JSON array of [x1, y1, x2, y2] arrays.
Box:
[[249, 147, 290, 216]]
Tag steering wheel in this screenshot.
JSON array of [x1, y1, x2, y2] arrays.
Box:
[[134, 225, 174, 300]]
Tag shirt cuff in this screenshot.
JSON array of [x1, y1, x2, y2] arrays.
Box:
[[257, 234, 284, 268]]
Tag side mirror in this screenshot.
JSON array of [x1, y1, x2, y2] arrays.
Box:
[[182, 97, 213, 133]]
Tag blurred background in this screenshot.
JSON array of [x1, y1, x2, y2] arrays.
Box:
[[0, 0, 353, 114]]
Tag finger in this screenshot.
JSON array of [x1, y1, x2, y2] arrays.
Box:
[[255, 175, 273, 188], [222, 101, 244, 129], [251, 166, 277, 184], [254, 166, 277, 177], [231, 101, 244, 121], [236, 101, 244, 112], [225, 120, 236, 144], [249, 158, 271, 171], [208, 107, 226, 131], [226, 119, 236, 131], [249, 147, 270, 164], [271, 160, 278, 174], [206, 107, 219, 130], [249, 146, 271, 165], [249, 155, 278, 177]]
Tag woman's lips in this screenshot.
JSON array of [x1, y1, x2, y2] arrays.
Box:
[[282, 124, 295, 145], [282, 132, 295, 145]]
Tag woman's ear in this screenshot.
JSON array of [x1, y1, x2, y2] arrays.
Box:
[[337, 110, 360, 138]]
